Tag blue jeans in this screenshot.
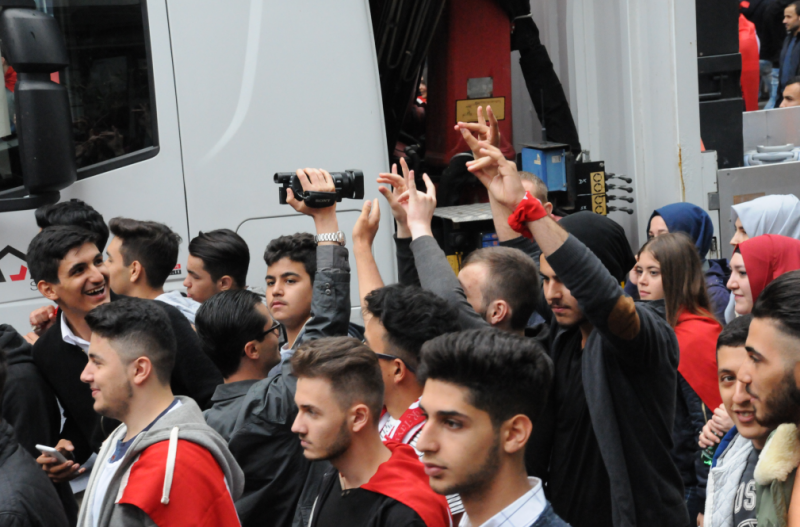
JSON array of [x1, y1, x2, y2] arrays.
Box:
[[685, 485, 703, 527]]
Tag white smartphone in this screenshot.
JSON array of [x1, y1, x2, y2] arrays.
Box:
[[35, 444, 69, 464]]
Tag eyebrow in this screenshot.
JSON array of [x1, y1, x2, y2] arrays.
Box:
[[745, 345, 763, 359], [266, 272, 302, 280], [717, 368, 735, 376]]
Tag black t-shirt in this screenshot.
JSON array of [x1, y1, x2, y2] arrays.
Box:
[[313, 474, 426, 527], [733, 447, 761, 527], [548, 331, 614, 527]]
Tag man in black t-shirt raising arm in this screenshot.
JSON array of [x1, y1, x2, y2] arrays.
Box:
[[290, 337, 451, 527]]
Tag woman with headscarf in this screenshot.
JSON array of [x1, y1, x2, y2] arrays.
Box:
[[725, 195, 800, 322], [635, 232, 722, 523], [626, 203, 729, 323]]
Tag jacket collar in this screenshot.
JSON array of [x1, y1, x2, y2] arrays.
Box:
[[755, 423, 800, 485], [210, 380, 259, 404]]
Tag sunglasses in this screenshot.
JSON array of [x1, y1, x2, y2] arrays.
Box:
[[374, 353, 416, 374]]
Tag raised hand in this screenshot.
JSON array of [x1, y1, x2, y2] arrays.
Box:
[[454, 105, 500, 160], [377, 159, 411, 238], [353, 198, 381, 250], [286, 168, 337, 218], [461, 133, 526, 211], [30, 304, 57, 335], [396, 163, 436, 240]]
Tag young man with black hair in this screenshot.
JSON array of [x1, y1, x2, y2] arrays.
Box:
[[290, 336, 451, 527], [416, 328, 567, 527], [422, 133, 686, 527], [106, 217, 200, 322], [75, 298, 243, 526], [184, 228, 250, 303], [0, 348, 71, 527], [27, 226, 219, 485], [264, 168, 355, 363], [736, 271, 800, 524], [195, 289, 311, 527]]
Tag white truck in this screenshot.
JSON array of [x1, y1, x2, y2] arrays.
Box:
[[0, 0, 396, 331]]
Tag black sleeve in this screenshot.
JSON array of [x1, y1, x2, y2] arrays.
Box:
[[155, 301, 222, 409], [394, 236, 421, 287], [382, 503, 428, 527], [0, 513, 33, 527], [3, 365, 61, 459]]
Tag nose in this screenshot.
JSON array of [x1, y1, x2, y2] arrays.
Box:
[[80, 361, 94, 384], [88, 263, 105, 284], [727, 275, 737, 291], [732, 379, 750, 405], [290, 412, 304, 435], [183, 276, 191, 288], [738, 360, 754, 385], [544, 281, 560, 301], [415, 420, 435, 454]]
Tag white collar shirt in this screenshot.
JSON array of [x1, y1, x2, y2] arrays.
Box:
[[61, 313, 90, 353], [459, 477, 546, 527]]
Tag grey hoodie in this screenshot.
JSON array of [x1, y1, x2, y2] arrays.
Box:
[[77, 396, 244, 527]]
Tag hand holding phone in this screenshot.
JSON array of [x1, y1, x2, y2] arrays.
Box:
[[35, 439, 83, 483], [36, 444, 69, 464]]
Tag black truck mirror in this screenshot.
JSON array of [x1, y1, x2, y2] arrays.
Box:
[[0, 1, 76, 212]]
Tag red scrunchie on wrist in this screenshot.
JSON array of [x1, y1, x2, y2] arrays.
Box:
[[507, 191, 547, 239]]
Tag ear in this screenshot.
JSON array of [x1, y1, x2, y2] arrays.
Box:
[[486, 299, 511, 327], [129, 261, 144, 284], [544, 202, 553, 215], [243, 340, 260, 360], [218, 275, 234, 292], [350, 404, 371, 433], [37, 281, 60, 302], [501, 414, 532, 455], [131, 356, 156, 386], [392, 358, 406, 383]]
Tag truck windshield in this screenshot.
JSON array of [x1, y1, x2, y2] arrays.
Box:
[[0, 0, 155, 193]]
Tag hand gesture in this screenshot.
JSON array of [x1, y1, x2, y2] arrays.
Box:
[[461, 133, 526, 211], [36, 439, 85, 483], [396, 165, 436, 240], [30, 305, 57, 335], [377, 159, 411, 237], [286, 168, 337, 217], [353, 198, 381, 250], [454, 105, 500, 160]]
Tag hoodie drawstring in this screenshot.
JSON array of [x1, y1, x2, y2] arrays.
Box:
[[161, 426, 180, 505]]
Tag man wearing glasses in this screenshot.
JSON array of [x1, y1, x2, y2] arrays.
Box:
[[195, 289, 308, 527]]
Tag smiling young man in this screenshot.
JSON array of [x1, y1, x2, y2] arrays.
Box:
[[291, 337, 451, 527], [76, 298, 243, 526], [416, 328, 567, 527], [184, 228, 250, 303]]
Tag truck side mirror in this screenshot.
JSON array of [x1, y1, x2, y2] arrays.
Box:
[[0, 1, 76, 212]]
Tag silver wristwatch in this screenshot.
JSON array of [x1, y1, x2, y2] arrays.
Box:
[[314, 231, 347, 246]]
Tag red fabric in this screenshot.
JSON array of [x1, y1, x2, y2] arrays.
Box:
[[385, 403, 426, 443], [508, 191, 548, 239], [739, 14, 760, 112], [362, 442, 451, 527], [738, 235, 800, 302], [4, 65, 16, 92], [119, 440, 240, 527], [674, 311, 723, 410]]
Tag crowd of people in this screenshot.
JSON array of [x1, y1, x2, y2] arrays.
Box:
[[3, 108, 800, 527]]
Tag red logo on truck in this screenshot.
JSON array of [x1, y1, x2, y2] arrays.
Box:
[[0, 245, 28, 283]]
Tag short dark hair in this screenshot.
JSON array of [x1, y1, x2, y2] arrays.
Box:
[[188, 229, 250, 288], [788, 76, 800, 88], [264, 233, 316, 282], [85, 298, 176, 385], [461, 247, 540, 330], [519, 171, 548, 204], [109, 218, 182, 289], [717, 314, 753, 350], [35, 199, 109, 251], [419, 328, 553, 428], [291, 337, 383, 419], [196, 289, 269, 378], [364, 284, 460, 371], [789, 1, 800, 16], [752, 270, 800, 343], [27, 226, 100, 284]]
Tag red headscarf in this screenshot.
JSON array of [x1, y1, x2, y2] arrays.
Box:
[[738, 235, 800, 302]]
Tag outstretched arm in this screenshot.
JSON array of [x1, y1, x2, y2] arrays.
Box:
[[378, 160, 421, 287], [353, 198, 384, 311]]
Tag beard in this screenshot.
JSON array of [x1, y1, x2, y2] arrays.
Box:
[[440, 434, 502, 499], [319, 419, 353, 462], [96, 379, 133, 421], [755, 369, 800, 428]]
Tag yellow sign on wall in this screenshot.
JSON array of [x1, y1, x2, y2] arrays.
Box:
[[455, 97, 506, 123]]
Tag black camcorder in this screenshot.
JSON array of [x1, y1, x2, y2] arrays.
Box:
[[274, 170, 365, 208]]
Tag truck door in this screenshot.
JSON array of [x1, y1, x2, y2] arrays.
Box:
[[0, 0, 186, 332]]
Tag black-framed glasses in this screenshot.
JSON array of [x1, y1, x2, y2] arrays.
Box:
[[375, 353, 416, 374], [258, 320, 282, 340]]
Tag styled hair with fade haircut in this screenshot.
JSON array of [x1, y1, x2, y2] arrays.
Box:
[[419, 328, 553, 428], [364, 284, 460, 372], [461, 247, 540, 331], [195, 289, 269, 378], [109, 218, 182, 289], [518, 171, 548, 204], [291, 336, 384, 420], [26, 226, 101, 284], [264, 233, 317, 283], [752, 270, 800, 343], [717, 314, 753, 351], [35, 199, 109, 251], [789, 76, 800, 88], [189, 229, 250, 288], [85, 298, 176, 385]]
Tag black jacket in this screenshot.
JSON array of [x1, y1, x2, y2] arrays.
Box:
[[778, 31, 800, 102], [32, 300, 223, 463], [672, 375, 707, 489], [0, 419, 69, 527]]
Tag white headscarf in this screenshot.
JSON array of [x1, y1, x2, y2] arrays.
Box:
[[725, 194, 800, 322]]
